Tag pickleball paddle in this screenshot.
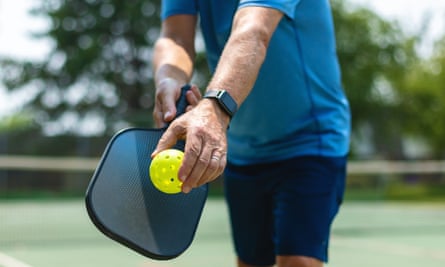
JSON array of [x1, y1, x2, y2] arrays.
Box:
[[85, 85, 208, 260]]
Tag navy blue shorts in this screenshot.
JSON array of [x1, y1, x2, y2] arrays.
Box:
[[223, 155, 347, 265]]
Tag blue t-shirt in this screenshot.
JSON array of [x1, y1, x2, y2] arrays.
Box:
[[161, 0, 351, 165]]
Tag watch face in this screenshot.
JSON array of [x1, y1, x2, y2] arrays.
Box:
[[219, 92, 237, 116], [204, 90, 237, 117]]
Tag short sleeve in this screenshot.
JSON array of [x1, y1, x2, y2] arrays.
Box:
[[161, 0, 198, 20], [238, 0, 301, 19]]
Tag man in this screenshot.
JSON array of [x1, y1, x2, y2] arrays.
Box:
[[151, 1, 350, 266]]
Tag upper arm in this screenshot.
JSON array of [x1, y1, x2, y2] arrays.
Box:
[[160, 15, 197, 58], [238, 0, 300, 19], [231, 6, 284, 46]]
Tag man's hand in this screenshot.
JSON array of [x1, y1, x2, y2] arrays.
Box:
[[153, 79, 202, 128], [152, 98, 230, 193], [151, 6, 283, 193]]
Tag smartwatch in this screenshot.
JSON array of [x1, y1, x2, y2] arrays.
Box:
[[203, 90, 238, 118]]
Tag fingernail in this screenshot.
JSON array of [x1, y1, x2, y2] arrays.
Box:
[[179, 175, 187, 182], [182, 185, 191, 194], [164, 111, 171, 120]]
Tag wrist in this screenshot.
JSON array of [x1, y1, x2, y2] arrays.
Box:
[[156, 77, 181, 90], [203, 90, 238, 119], [201, 98, 231, 128]]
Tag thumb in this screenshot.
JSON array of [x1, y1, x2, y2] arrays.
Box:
[[151, 122, 184, 158], [161, 93, 177, 123]]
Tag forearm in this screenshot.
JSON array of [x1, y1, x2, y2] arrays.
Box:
[[153, 15, 197, 88], [153, 37, 195, 87], [206, 7, 283, 107], [207, 31, 266, 106]]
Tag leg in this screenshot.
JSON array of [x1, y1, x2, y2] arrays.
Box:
[[237, 258, 273, 267], [237, 255, 322, 267], [224, 162, 276, 266], [225, 156, 347, 266], [276, 255, 323, 267], [272, 156, 347, 265]]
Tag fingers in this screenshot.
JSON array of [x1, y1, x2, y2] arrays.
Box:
[[152, 120, 226, 194], [160, 91, 177, 125], [153, 79, 182, 127], [186, 85, 202, 104], [153, 95, 176, 128], [185, 85, 202, 112], [178, 131, 226, 194], [153, 104, 167, 128], [178, 134, 204, 193], [181, 151, 226, 193], [154, 83, 201, 127], [153, 94, 227, 194], [151, 121, 186, 157]]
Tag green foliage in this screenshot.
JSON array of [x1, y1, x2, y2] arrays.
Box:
[[0, 113, 36, 133], [332, 0, 421, 158], [0, 0, 212, 135], [395, 37, 445, 157], [1, 0, 444, 160], [2, 0, 165, 134], [345, 174, 445, 201]]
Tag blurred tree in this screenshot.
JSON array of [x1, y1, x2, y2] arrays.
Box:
[[0, 0, 210, 136], [0, 0, 442, 159], [332, 0, 420, 159], [396, 36, 445, 158], [1, 0, 161, 135], [0, 113, 35, 133]]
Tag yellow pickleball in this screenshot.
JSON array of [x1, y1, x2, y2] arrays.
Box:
[[149, 149, 184, 194]]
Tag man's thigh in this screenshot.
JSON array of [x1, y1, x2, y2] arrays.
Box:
[[224, 156, 347, 265]]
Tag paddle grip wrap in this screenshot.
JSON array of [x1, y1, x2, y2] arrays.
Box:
[[166, 84, 190, 148], [174, 84, 191, 120]]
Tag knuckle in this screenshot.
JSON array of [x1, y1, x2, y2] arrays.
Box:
[[171, 122, 186, 137], [185, 178, 198, 188], [193, 126, 207, 138], [188, 143, 201, 157], [218, 155, 227, 171], [207, 161, 219, 173], [198, 156, 210, 165]]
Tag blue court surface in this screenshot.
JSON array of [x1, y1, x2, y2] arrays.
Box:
[[1, 199, 445, 267]]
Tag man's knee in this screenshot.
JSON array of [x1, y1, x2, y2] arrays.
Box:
[[276, 255, 323, 267], [237, 258, 273, 267]]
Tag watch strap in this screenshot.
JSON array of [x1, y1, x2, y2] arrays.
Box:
[[203, 90, 238, 118]]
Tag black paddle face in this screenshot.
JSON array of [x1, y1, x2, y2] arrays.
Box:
[[85, 85, 208, 260]]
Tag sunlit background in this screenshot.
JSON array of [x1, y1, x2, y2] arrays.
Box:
[[1, 0, 445, 117], [1, 1, 445, 267]]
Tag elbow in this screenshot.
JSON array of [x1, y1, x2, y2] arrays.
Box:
[[228, 26, 271, 64], [232, 23, 271, 53], [155, 35, 196, 60]]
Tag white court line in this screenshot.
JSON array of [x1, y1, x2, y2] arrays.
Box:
[[0, 252, 32, 267]]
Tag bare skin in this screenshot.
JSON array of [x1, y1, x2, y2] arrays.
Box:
[[152, 14, 198, 127], [152, 7, 283, 192], [152, 6, 324, 267], [238, 256, 323, 267]]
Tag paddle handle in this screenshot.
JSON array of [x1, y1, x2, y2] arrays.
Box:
[[166, 84, 190, 149], [164, 84, 191, 128], [174, 84, 191, 119]]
